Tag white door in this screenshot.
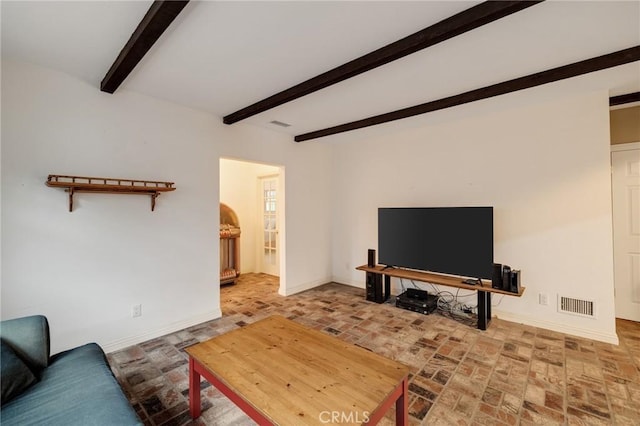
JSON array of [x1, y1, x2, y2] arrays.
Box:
[[260, 176, 279, 276], [612, 146, 640, 322]]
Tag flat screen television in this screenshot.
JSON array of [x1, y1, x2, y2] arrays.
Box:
[[378, 207, 493, 280]]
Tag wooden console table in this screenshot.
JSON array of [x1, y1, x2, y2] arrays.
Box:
[[356, 265, 525, 330]]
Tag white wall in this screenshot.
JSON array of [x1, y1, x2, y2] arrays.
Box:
[[330, 90, 618, 344], [1, 59, 333, 353], [2, 58, 618, 351], [219, 158, 279, 274]]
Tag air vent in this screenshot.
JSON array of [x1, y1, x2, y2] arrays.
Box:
[[269, 120, 291, 128], [558, 295, 595, 318]]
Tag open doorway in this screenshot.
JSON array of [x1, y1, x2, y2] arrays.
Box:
[[219, 158, 285, 297]]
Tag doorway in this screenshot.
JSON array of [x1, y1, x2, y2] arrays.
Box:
[[219, 158, 285, 294], [611, 142, 640, 322]]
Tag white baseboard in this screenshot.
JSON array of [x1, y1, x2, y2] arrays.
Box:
[[281, 277, 333, 296], [331, 275, 364, 289], [493, 310, 619, 345], [103, 309, 222, 353]]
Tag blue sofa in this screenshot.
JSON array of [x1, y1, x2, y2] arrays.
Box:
[[0, 315, 141, 425]]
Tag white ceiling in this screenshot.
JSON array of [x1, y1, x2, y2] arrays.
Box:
[[2, 1, 639, 140]]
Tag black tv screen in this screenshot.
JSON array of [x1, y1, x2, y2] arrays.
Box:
[[378, 207, 493, 279]]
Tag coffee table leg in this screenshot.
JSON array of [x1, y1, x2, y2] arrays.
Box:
[[395, 376, 408, 425], [189, 357, 201, 419]]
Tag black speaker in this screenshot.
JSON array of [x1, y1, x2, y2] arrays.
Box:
[[492, 263, 503, 289], [510, 270, 521, 294], [368, 249, 376, 267], [501, 265, 512, 291], [365, 272, 383, 303]]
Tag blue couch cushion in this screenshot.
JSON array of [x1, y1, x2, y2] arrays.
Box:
[[1, 340, 38, 404], [0, 315, 50, 375], [1, 343, 141, 426]]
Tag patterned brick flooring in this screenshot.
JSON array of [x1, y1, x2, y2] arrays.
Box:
[[108, 273, 640, 425]]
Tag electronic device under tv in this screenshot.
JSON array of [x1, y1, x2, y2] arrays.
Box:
[[378, 207, 494, 280]]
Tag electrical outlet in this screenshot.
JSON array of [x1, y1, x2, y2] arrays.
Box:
[[131, 304, 142, 318], [539, 293, 548, 306]]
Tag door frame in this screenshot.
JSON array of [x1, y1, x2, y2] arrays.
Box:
[[611, 141, 640, 321], [219, 157, 287, 296]]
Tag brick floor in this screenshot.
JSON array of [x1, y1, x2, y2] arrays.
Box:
[[108, 273, 640, 425]]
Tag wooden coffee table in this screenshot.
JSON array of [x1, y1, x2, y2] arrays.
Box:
[[185, 315, 410, 425]]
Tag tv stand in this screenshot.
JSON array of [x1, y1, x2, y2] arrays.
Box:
[[356, 265, 525, 330]]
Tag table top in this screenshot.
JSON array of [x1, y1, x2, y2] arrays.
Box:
[[185, 315, 409, 425]]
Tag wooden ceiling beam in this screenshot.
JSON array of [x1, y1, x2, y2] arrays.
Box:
[[101, 1, 190, 94], [295, 46, 640, 142], [223, 1, 543, 125], [610, 92, 640, 106]]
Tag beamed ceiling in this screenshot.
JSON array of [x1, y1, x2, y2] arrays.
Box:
[[2, 1, 639, 142]]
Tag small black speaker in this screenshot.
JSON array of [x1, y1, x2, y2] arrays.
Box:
[[368, 249, 376, 267], [510, 270, 521, 294], [365, 272, 383, 303], [501, 265, 512, 291], [492, 263, 503, 289]]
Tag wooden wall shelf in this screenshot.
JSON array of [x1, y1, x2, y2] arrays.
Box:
[[46, 174, 176, 212]]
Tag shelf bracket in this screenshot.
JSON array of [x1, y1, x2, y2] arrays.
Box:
[[151, 192, 159, 211], [68, 187, 74, 212]]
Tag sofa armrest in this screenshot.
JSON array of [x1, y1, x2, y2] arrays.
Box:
[[0, 315, 50, 374]]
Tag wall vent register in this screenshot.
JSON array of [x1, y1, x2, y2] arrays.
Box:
[[558, 296, 596, 318]]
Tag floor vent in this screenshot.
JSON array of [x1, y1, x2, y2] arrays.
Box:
[[558, 296, 595, 318]]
